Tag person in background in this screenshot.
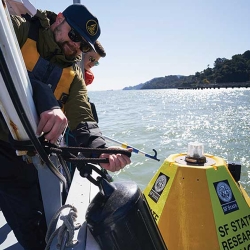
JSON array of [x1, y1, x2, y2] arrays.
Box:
[[83, 40, 106, 122], [0, 4, 131, 249], [65, 40, 106, 171]]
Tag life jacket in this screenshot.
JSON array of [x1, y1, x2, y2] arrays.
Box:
[[20, 20, 76, 108]]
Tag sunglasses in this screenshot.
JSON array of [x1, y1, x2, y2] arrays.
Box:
[[68, 28, 91, 53], [89, 56, 99, 66]]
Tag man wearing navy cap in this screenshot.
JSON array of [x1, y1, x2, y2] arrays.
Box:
[[0, 4, 131, 249], [51, 4, 101, 60], [62, 4, 100, 51]]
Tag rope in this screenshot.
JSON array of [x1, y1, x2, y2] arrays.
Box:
[[8, 136, 131, 165], [47, 144, 131, 164], [45, 204, 79, 250], [58, 154, 72, 187]]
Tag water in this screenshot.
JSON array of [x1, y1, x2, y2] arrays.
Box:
[[88, 88, 250, 195]]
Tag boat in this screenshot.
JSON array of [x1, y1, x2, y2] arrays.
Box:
[[0, 0, 249, 249]]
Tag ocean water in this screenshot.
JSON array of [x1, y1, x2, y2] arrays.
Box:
[[88, 88, 250, 195]]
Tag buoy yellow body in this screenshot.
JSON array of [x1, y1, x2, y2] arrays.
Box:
[[144, 152, 250, 250]]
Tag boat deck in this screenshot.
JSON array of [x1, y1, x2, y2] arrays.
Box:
[[0, 169, 100, 250]]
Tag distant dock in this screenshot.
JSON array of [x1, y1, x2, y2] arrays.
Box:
[[178, 82, 250, 90]]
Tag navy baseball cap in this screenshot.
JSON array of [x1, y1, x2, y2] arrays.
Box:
[[62, 4, 101, 51]]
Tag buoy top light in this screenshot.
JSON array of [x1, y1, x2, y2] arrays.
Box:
[[185, 142, 206, 165], [187, 142, 204, 158]]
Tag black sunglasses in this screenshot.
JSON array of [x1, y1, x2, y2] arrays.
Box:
[[68, 28, 91, 53]]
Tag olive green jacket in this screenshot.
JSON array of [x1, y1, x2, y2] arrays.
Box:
[[0, 10, 105, 148]]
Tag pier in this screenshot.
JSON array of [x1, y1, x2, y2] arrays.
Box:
[[178, 82, 250, 90]]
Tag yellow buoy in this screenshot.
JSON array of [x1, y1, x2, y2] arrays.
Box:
[[144, 142, 250, 250]]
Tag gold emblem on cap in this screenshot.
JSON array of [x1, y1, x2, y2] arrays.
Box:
[[86, 20, 98, 36]]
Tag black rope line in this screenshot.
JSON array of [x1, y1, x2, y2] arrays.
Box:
[[49, 146, 132, 157], [7, 136, 131, 186], [44, 144, 132, 164]]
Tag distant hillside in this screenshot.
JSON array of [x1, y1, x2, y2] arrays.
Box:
[[123, 50, 250, 90], [123, 83, 144, 90]]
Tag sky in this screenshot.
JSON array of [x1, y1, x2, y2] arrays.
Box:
[[32, 0, 250, 91]]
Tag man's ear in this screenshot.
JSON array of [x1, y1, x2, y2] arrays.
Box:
[[56, 12, 65, 24]]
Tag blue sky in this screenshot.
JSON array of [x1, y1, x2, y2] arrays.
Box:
[[32, 0, 250, 91]]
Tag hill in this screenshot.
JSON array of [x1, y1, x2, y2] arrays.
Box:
[[123, 50, 250, 90]]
